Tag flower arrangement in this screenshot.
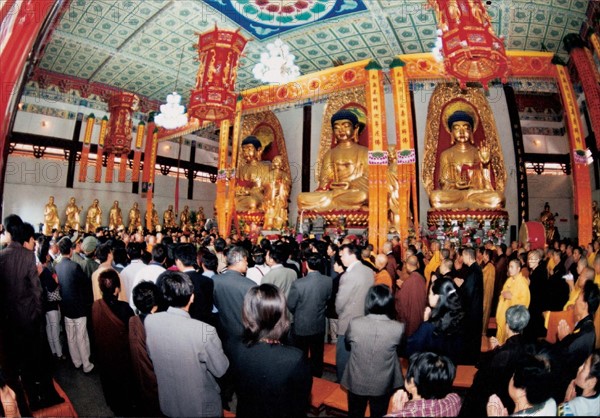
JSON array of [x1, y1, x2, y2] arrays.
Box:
[[426, 217, 507, 247]]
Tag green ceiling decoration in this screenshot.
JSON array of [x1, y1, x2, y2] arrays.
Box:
[[36, 0, 589, 105]]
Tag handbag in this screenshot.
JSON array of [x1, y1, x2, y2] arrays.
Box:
[[47, 287, 62, 302]]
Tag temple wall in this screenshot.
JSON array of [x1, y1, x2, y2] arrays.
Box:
[[527, 175, 575, 240], [3, 155, 217, 229]]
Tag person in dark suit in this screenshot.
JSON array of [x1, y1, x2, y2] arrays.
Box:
[[342, 285, 404, 418], [55, 237, 95, 373], [523, 249, 548, 341], [212, 246, 256, 356], [460, 304, 530, 416], [233, 284, 311, 418], [550, 280, 599, 402], [287, 254, 332, 377], [456, 247, 483, 363], [174, 244, 215, 326], [0, 219, 58, 414], [335, 243, 375, 382]]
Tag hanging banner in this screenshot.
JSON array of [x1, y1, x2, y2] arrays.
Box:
[[78, 114, 95, 182], [132, 121, 145, 182], [94, 116, 108, 183]]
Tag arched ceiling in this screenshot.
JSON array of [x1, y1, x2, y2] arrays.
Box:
[[36, 0, 590, 103]]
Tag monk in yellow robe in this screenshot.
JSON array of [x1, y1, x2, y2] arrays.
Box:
[[481, 249, 496, 335], [424, 240, 441, 289], [495, 259, 530, 344]]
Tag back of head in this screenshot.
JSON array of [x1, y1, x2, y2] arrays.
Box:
[[174, 243, 197, 267], [214, 237, 226, 253], [112, 246, 128, 266], [14, 222, 35, 245], [306, 253, 323, 272], [3, 214, 23, 239], [365, 284, 395, 319], [505, 304, 530, 334], [58, 237, 73, 255], [200, 250, 218, 272], [96, 242, 112, 263], [156, 270, 193, 308], [440, 248, 450, 260], [127, 242, 143, 260], [226, 245, 249, 266], [513, 355, 552, 405], [406, 352, 456, 399], [152, 243, 167, 264], [382, 241, 392, 253], [242, 283, 289, 345], [268, 243, 289, 265], [132, 281, 161, 314], [37, 238, 51, 264], [98, 269, 121, 297]]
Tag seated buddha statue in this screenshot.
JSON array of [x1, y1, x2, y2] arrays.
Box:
[[235, 136, 271, 212], [297, 109, 369, 211], [428, 110, 505, 210]]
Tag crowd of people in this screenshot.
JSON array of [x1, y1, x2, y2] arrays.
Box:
[[1, 213, 600, 417]]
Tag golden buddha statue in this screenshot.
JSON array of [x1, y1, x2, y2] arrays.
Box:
[[428, 109, 505, 210], [85, 199, 102, 233], [128, 202, 141, 233], [180, 205, 191, 230], [195, 206, 206, 229], [539, 202, 555, 229], [235, 136, 270, 212], [43, 196, 61, 235], [297, 109, 369, 211], [264, 155, 291, 230], [145, 203, 159, 231], [108, 200, 123, 230], [64, 197, 82, 232], [163, 205, 176, 229]]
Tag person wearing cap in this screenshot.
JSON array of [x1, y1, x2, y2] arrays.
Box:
[[297, 108, 369, 212], [54, 237, 94, 373], [235, 135, 271, 212], [76, 235, 100, 280], [428, 108, 505, 210]]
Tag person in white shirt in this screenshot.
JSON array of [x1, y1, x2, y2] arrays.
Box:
[[129, 244, 166, 309], [120, 243, 146, 311], [246, 249, 270, 285]]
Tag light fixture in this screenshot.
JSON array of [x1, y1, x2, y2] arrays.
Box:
[[156, 46, 188, 130], [252, 39, 300, 84], [533, 139, 541, 146], [41, 120, 48, 127], [155, 92, 188, 130]]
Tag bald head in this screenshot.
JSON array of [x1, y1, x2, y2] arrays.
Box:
[[375, 253, 388, 270], [382, 241, 393, 253], [406, 255, 419, 272]]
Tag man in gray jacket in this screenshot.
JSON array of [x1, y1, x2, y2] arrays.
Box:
[[335, 243, 374, 381], [288, 254, 332, 377], [146, 271, 229, 417]]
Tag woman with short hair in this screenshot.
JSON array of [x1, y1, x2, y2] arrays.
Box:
[[559, 350, 600, 416], [233, 284, 311, 418], [342, 285, 404, 418], [386, 352, 461, 417]]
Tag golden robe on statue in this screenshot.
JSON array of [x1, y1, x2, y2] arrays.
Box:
[[297, 109, 368, 212]]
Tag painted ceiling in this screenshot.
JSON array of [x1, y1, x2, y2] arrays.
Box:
[[36, 0, 590, 103]]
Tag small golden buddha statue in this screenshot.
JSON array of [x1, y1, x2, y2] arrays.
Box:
[[235, 136, 270, 212], [163, 205, 176, 229], [128, 202, 141, 233], [43, 196, 61, 235], [85, 199, 102, 233], [64, 197, 82, 232], [196, 206, 206, 229], [145, 204, 159, 231], [297, 109, 369, 211], [428, 110, 505, 210], [108, 200, 123, 230], [264, 155, 291, 230], [180, 205, 191, 230]]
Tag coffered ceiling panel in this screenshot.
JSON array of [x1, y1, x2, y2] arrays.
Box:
[[36, 0, 590, 104]]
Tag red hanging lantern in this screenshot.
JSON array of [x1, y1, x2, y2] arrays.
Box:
[[105, 92, 139, 155], [188, 27, 248, 122], [429, 0, 509, 89]]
